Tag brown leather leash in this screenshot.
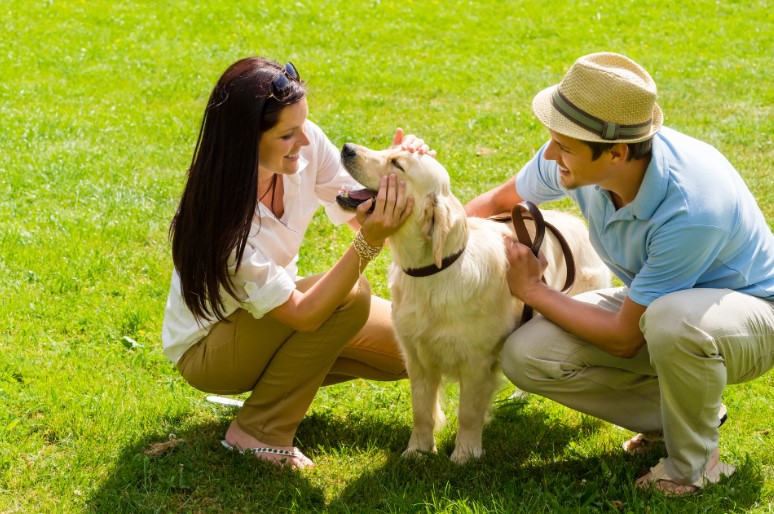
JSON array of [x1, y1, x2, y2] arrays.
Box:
[[491, 201, 577, 324]]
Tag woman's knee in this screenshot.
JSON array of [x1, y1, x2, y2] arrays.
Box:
[[310, 277, 373, 352], [338, 278, 372, 333], [340, 276, 372, 312]]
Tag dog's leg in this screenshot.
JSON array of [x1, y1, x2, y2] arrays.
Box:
[[450, 364, 499, 464], [402, 361, 442, 459]]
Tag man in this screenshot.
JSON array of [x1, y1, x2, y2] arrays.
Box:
[[466, 52, 774, 495]]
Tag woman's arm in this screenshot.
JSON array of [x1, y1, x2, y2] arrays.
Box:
[[269, 174, 412, 331]]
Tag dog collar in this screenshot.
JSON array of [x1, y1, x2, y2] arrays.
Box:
[[402, 247, 465, 277]]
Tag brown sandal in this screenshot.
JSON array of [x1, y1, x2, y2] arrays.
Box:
[[635, 449, 735, 495], [220, 440, 315, 469]]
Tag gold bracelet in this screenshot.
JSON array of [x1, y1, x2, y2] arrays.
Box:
[[352, 229, 383, 265]]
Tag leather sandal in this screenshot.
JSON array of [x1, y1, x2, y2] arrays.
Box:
[[220, 440, 314, 469], [635, 448, 735, 495]]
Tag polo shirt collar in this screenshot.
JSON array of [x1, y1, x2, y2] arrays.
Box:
[[601, 135, 669, 221], [630, 135, 669, 220]]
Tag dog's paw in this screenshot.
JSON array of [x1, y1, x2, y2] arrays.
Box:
[[450, 445, 483, 465]]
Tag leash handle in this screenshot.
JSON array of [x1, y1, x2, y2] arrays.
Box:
[[507, 201, 577, 324], [510, 201, 544, 324], [511, 201, 545, 256], [508, 201, 576, 294]]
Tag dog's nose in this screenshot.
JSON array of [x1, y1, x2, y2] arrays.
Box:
[[341, 143, 357, 158]]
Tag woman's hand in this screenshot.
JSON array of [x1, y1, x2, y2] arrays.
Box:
[[357, 174, 413, 247], [391, 128, 437, 157]]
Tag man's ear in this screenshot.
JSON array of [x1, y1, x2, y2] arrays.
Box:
[[609, 142, 629, 163]]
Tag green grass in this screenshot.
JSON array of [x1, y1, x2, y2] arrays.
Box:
[[1, 0, 773, 512]]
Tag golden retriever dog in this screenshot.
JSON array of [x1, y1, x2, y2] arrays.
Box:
[[337, 143, 610, 463]]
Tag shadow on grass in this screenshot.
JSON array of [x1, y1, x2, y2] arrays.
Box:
[[86, 403, 765, 513], [86, 414, 317, 512], [326, 402, 766, 514], [85, 408, 413, 513]]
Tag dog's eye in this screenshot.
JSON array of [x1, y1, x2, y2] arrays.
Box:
[[390, 158, 405, 172]]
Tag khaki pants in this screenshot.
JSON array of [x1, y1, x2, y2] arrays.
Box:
[[176, 275, 407, 446], [501, 287, 774, 484]]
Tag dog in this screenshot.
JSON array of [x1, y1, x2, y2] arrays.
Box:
[[337, 143, 610, 463]]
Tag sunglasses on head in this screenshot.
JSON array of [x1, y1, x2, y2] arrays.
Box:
[[269, 62, 300, 102]]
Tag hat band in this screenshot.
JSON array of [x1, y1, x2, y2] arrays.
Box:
[[552, 90, 652, 141]]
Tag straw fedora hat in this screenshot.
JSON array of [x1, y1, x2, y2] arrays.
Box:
[[532, 52, 663, 143]]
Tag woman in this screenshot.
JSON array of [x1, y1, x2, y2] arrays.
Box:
[[162, 57, 429, 469]]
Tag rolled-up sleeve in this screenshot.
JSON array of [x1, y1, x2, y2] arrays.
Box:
[[233, 252, 296, 319]]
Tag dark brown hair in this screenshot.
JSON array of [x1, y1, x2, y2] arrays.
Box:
[[585, 138, 653, 161], [169, 57, 306, 321]]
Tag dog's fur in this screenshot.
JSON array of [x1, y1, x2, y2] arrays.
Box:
[[340, 143, 611, 463]]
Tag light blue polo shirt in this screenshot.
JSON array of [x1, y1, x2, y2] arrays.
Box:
[[515, 126, 774, 307]]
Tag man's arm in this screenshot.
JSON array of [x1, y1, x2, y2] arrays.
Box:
[[465, 176, 525, 218], [504, 238, 647, 357]]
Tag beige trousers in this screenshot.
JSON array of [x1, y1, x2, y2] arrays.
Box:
[[176, 275, 407, 446], [501, 287, 774, 484]]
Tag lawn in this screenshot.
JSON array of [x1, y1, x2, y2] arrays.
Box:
[[1, 0, 772, 512]]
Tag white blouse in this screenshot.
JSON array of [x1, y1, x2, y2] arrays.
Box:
[[162, 120, 357, 363]]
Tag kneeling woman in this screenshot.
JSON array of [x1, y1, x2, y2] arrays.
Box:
[[163, 57, 426, 468]]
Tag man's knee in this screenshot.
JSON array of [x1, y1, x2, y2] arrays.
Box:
[[641, 291, 706, 362], [500, 329, 531, 389], [500, 318, 559, 391]]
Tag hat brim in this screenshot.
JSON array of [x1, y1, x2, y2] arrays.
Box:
[[532, 85, 663, 144]]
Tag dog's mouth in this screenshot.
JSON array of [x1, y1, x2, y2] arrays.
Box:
[[336, 188, 377, 213]]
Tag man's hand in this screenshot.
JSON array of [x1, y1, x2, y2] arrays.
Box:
[[503, 236, 548, 301], [391, 128, 437, 157]]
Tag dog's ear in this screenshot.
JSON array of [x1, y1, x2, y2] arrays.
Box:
[[420, 194, 452, 268], [420, 194, 436, 243]]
